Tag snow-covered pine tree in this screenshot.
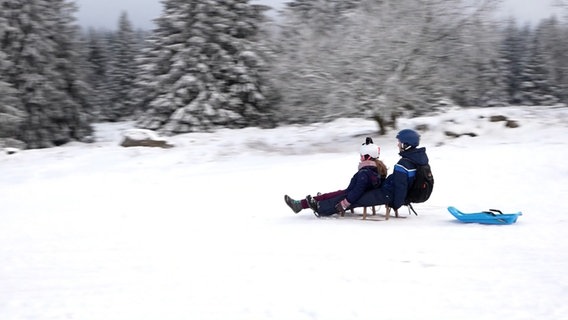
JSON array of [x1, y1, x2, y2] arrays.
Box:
[[517, 29, 559, 106], [106, 12, 138, 120], [503, 23, 559, 106], [499, 22, 555, 106], [0, 16, 25, 142], [135, 0, 273, 135], [50, 0, 93, 137], [81, 25, 149, 122], [533, 17, 567, 104], [0, 0, 92, 148], [500, 19, 525, 104], [0, 54, 25, 142], [83, 28, 113, 121]]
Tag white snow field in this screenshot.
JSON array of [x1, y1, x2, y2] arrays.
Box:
[[1, 106, 567, 320]]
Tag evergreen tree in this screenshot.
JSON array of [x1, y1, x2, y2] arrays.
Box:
[[0, 16, 24, 140], [534, 17, 568, 104], [82, 28, 113, 121], [135, 0, 274, 135], [499, 19, 522, 104], [0, 54, 25, 140], [500, 22, 542, 105], [81, 25, 149, 122], [0, 0, 92, 148], [107, 12, 138, 120], [51, 0, 93, 135], [517, 29, 558, 105]]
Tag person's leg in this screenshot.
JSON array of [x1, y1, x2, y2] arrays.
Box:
[[315, 194, 346, 216], [284, 195, 303, 213], [315, 190, 346, 201], [351, 189, 391, 208], [300, 190, 345, 209]]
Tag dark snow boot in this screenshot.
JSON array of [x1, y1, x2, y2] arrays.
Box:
[[306, 195, 320, 217], [284, 195, 303, 214]]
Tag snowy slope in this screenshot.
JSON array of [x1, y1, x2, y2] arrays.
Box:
[[1, 106, 567, 320]]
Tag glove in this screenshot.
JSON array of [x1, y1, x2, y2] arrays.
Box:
[[335, 198, 350, 214]]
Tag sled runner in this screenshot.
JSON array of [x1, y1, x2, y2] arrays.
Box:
[[325, 212, 407, 221], [447, 206, 522, 225], [331, 206, 407, 221]]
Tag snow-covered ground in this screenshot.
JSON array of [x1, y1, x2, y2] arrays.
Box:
[[1, 106, 567, 320]]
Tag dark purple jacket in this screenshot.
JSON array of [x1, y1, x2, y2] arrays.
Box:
[[344, 163, 381, 204]]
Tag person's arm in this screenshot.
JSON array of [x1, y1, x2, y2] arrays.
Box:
[[391, 160, 412, 210], [344, 171, 370, 204]]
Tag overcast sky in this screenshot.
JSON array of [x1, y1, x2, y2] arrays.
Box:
[[74, 0, 563, 30]]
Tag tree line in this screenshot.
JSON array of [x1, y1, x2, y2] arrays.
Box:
[[1, 0, 567, 149]]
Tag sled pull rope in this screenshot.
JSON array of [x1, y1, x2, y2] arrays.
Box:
[[482, 209, 504, 216]]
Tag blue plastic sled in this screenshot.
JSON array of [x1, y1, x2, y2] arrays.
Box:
[[447, 206, 522, 225]]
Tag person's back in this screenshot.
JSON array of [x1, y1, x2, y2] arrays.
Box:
[[386, 143, 429, 211]]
